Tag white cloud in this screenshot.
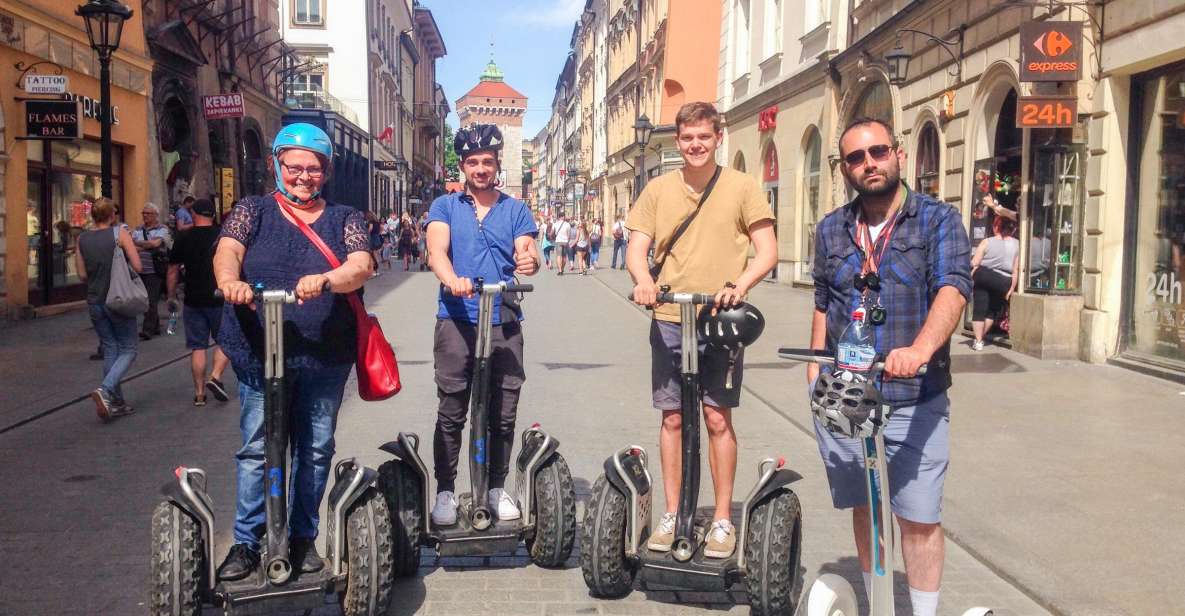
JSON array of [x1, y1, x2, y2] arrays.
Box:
[[504, 0, 584, 27]]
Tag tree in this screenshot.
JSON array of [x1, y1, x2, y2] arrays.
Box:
[[443, 122, 459, 181]]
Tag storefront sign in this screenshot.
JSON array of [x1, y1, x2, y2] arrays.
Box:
[[1019, 22, 1082, 82], [758, 105, 778, 131], [23, 99, 81, 140], [763, 147, 779, 183], [1016, 96, 1077, 129], [374, 160, 402, 171], [24, 74, 67, 94], [65, 92, 119, 125], [220, 167, 235, 213], [203, 93, 245, 120]]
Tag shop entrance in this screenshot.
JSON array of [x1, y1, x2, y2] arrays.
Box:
[[762, 141, 779, 281], [26, 140, 123, 306]]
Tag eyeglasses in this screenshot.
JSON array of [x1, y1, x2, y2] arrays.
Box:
[[843, 144, 895, 166], [280, 163, 325, 178]]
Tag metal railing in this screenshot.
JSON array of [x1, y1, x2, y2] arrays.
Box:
[[284, 88, 360, 126]]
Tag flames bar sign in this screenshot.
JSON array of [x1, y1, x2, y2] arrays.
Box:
[[203, 93, 245, 120], [1019, 22, 1082, 82]]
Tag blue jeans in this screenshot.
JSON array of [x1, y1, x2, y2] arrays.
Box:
[[88, 303, 138, 401], [611, 239, 627, 269], [589, 241, 601, 266], [233, 365, 352, 549]]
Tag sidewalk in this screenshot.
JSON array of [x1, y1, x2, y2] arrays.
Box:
[[0, 305, 191, 432], [587, 266, 1183, 616]]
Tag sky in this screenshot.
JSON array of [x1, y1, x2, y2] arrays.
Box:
[[425, 0, 584, 141]]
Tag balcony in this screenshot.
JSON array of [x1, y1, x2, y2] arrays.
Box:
[[285, 88, 360, 127]]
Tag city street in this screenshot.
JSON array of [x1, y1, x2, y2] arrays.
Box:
[[6, 264, 1178, 615]]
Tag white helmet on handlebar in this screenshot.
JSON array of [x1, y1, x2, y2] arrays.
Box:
[[809, 369, 888, 438]]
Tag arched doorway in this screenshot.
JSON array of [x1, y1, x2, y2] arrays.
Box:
[[849, 80, 893, 124], [733, 151, 747, 173], [970, 87, 1022, 248], [762, 140, 779, 280], [800, 127, 822, 282]]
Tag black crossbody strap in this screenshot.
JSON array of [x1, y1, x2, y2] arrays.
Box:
[[650, 165, 722, 279]]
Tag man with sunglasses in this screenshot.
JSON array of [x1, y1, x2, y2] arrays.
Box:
[[808, 117, 971, 616]]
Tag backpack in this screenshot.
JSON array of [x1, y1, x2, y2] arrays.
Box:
[[612, 222, 624, 240], [545, 222, 558, 242]]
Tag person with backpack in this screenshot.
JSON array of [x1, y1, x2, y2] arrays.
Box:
[[589, 218, 604, 270], [542, 215, 556, 270], [553, 213, 573, 275], [611, 213, 628, 269]]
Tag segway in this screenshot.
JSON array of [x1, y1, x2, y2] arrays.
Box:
[[377, 278, 577, 575], [150, 286, 394, 615], [581, 288, 805, 616], [777, 348, 992, 616]]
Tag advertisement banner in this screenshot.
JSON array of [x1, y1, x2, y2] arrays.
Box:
[[23, 100, 81, 140], [220, 167, 236, 213], [203, 93, 245, 120], [1019, 22, 1082, 82]]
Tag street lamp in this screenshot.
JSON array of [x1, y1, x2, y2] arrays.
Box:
[[76, 0, 133, 199], [394, 154, 408, 215], [884, 25, 965, 87], [633, 114, 654, 195], [884, 44, 912, 86]]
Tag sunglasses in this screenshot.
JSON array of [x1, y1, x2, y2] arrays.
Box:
[[843, 144, 895, 166]]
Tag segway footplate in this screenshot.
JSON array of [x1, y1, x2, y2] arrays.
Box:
[[215, 567, 340, 615], [430, 492, 524, 556]]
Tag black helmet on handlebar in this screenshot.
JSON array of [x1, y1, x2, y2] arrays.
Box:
[[697, 302, 766, 350], [810, 369, 888, 438]]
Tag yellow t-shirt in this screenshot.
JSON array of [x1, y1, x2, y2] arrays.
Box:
[[626, 166, 774, 323]]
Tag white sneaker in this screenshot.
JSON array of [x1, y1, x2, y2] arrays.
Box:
[[487, 488, 521, 521], [646, 512, 678, 551], [431, 491, 458, 526], [972, 339, 985, 351]]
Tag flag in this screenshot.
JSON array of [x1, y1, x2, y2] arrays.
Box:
[[377, 125, 393, 142]]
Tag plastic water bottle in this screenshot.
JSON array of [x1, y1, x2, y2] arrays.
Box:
[[836, 307, 875, 374], [166, 310, 179, 335]]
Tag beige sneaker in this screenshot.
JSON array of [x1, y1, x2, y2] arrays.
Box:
[[646, 512, 677, 552], [704, 519, 736, 559]]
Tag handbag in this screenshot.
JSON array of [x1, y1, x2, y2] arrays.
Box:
[[276, 195, 401, 401], [105, 226, 150, 317], [649, 165, 722, 280], [141, 227, 169, 274]]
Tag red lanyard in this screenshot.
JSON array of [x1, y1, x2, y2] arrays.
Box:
[[856, 209, 900, 276]]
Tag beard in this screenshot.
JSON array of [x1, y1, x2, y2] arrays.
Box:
[[850, 168, 900, 198]]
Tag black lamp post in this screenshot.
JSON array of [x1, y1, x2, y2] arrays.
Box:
[[394, 154, 408, 215], [633, 113, 654, 193], [76, 0, 132, 199], [885, 25, 965, 87]]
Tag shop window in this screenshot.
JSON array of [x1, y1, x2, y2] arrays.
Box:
[[1127, 68, 1185, 365], [915, 122, 940, 198], [293, 0, 324, 26], [801, 128, 822, 277], [1026, 134, 1084, 294]]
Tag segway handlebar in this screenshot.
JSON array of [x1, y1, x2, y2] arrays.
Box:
[[214, 282, 331, 304], [476, 280, 533, 295], [628, 291, 716, 305], [777, 347, 928, 376]]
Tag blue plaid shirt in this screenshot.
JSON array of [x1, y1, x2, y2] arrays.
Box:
[[813, 185, 972, 406]]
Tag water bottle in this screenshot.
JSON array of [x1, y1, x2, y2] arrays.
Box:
[[166, 306, 179, 335], [836, 307, 875, 374]]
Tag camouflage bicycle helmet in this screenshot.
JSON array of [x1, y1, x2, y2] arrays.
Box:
[[454, 124, 504, 157], [698, 302, 766, 350], [810, 369, 888, 438]]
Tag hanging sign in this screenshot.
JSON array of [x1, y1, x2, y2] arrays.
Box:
[[374, 160, 402, 171], [758, 105, 778, 131], [203, 93, 245, 120], [24, 74, 68, 94], [23, 99, 81, 140], [220, 167, 236, 213], [1016, 96, 1078, 128], [1019, 22, 1082, 82]]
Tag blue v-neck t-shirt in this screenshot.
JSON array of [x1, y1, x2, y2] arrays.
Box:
[[425, 191, 538, 324]]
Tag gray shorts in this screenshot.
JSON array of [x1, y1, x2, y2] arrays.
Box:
[[813, 390, 951, 524], [650, 320, 744, 410]]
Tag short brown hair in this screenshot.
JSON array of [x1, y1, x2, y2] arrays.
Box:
[[91, 198, 117, 224], [675, 102, 722, 134]]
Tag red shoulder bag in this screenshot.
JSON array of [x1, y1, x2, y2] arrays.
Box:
[[276, 195, 401, 401]]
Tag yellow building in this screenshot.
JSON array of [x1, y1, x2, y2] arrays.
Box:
[[1, 0, 153, 315]]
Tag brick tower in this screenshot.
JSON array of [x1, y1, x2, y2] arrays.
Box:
[[455, 57, 527, 198]]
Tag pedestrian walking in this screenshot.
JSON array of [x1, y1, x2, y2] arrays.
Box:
[[424, 124, 540, 526], [75, 197, 143, 421], [628, 102, 777, 559], [211, 123, 375, 581], [808, 116, 971, 616], [166, 198, 231, 407], [398, 212, 417, 271], [553, 213, 573, 275], [574, 220, 590, 275], [134, 203, 172, 340], [367, 211, 384, 277], [611, 213, 627, 269], [589, 218, 603, 270], [174, 194, 195, 232], [417, 211, 430, 271], [542, 215, 556, 269], [970, 216, 1019, 350]]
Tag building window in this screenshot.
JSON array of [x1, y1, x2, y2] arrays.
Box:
[[850, 81, 892, 125], [733, 0, 751, 76], [802, 128, 822, 276], [762, 0, 781, 59], [915, 121, 940, 198], [293, 0, 324, 26], [290, 71, 324, 92], [805, 0, 828, 30]]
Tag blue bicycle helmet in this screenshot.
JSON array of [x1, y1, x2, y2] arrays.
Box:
[[272, 123, 333, 204], [454, 124, 503, 157]]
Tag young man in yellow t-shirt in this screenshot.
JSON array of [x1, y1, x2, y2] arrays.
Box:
[[626, 102, 778, 559]]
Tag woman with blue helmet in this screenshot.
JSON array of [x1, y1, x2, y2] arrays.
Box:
[[211, 122, 374, 580]]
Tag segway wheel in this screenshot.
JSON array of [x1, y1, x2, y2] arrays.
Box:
[[744, 489, 804, 616], [377, 460, 424, 577], [150, 501, 205, 616], [579, 474, 636, 598], [526, 452, 576, 567], [340, 488, 394, 616]]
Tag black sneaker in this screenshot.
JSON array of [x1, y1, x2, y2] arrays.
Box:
[[217, 544, 260, 581], [290, 537, 324, 573], [205, 377, 230, 402]]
